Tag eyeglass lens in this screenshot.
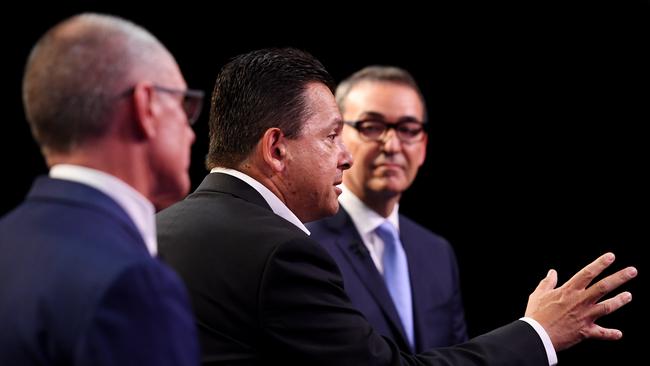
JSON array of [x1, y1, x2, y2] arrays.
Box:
[[355, 120, 424, 142], [153, 86, 204, 125], [181, 95, 203, 125]]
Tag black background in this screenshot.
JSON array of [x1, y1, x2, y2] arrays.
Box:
[[4, 1, 647, 364]]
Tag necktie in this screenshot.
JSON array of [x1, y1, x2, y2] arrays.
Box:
[[375, 220, 414, 349]]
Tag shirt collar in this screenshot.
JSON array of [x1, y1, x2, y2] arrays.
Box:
[[338, 184, 400, 235], [49, 164, 157, 256], [210, 167, 310, 235]]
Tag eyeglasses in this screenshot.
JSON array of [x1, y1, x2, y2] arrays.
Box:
[[120, 85, 205, 125], [152, 85, 205, 126], [344, 119, 427, 143]]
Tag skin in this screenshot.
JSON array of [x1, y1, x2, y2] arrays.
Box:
[[144, 65, 197, 209], [337, 80, 638, 351], [46, 50, 195, 211], [341, 80, 427, 217], [526, 252, 637, 350], [243, 82, 353, 223]]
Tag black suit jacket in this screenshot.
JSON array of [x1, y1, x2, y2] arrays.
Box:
[[306, 207, 467, 353], [157, 172, 548, 366]]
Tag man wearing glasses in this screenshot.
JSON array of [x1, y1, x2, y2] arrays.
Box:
[[158, 49, 636, 365], [307, 65, 468, 353], [0, 13, 202, 365]]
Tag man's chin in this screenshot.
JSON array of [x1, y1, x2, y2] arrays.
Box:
[[370, 179, 407, 195], [154, 195, 181, 211], [153, 185, 188, 212], [322, 201, 340, 219]]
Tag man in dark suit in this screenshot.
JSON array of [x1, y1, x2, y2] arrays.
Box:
[[157, 47, 636, 366], [307, 66, 467, 352], [0, 13, 202, 365]]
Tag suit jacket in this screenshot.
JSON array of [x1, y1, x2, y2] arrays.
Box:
[[157, 172, 548, 366], [0, 177, 199, 366], [306, 207, 467, 353]]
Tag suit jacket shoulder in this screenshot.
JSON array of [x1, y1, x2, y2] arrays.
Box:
[[0, 177, 199, 365], [159, 173, 547, 365]]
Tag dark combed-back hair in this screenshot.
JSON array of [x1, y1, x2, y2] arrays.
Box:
[[335, 65, 427, 121], [206, 47, 335, 169]]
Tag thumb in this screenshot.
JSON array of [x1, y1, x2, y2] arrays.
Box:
[[536, 269, 558, 291]]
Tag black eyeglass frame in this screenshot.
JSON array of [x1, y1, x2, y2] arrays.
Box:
[[344, 119, 428, 143], [120, 85, 205, 126]]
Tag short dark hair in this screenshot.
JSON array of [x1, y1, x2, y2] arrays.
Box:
[[335, 65, 427, 121], [206, 48, 335, 169]]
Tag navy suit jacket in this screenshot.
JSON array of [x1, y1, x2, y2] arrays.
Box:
[[0, 177, 199, 366], [157, 173, 547, 366], [307, 207, 467, 353]]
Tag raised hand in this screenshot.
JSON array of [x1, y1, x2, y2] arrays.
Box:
[[525, 252, 637, 351]]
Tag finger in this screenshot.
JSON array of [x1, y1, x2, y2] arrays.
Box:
[[590, 291, 633, 321], [535, 269, 558, 292], [582, 324, 624, 341], [585, 267, 637, 303], [565, 252, 615, 290]]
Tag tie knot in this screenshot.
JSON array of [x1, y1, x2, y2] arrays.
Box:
[[375, 220, 399, 245]]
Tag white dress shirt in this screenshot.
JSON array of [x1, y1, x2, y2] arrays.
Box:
[[210, 167, 310, 235], [338, 184, 400, 274], [337, 184, 557, 365]]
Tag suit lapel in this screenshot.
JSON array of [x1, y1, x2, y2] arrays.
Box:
[[327, 208, 412, 351]]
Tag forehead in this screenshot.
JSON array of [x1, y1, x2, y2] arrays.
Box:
[[344, 81, 424, 119]]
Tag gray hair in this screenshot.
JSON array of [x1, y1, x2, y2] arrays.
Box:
[[22, 13, 171, 154], [335, 65, 427, 121]]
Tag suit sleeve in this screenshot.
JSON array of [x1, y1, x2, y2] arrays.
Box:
[[259, 238, 549, 366], [74, 262, 200, 366], [447, 246, 469, 344]]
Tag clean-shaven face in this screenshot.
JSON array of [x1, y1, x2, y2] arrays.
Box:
[[284, 82, 352, 222], [341, 80, 427, 201]]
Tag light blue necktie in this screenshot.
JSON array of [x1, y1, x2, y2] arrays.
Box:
[[376, 220, 414, 349]]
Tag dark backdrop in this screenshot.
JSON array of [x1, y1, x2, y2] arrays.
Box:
[[4, 2, 647, 364]]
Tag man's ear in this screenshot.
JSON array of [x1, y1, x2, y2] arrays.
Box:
[[131, 82, 157, 139], [260, 127, 286, 172]]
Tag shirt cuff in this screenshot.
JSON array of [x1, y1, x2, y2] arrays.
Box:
[[519, 317, 558, 366], [519, 316, 557, 366]]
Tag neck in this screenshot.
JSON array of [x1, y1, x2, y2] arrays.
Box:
[[46, 140, 151, 202], [346, 184, 400, 218], [366, 194, 399, 218], [237, 159, 287, 204]]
